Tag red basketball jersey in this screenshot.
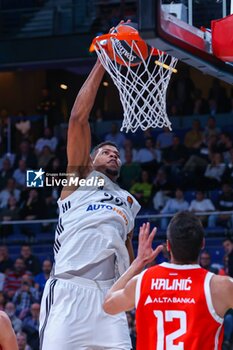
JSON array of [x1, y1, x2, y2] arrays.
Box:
[[135, 262, 224, 350]]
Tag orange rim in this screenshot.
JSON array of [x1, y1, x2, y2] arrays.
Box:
[[89, 32, 142, 52], [89, 32, 165, 56]]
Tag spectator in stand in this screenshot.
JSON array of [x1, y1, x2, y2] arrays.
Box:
[[0, 158, 13, 190], [0, 292, 6, 310], [14, 111, 31, 145], [22, 303, 40, 350], [43, 157, 63, 218], [20, 189, 45, 221], [0, 311, 18, 350], [193, 88, 209, 115], [0, 273, 5, 292], [119, 139, 138, 165], [36, 87, 58, 129], [19, 189, 46, 238], [0, 108, 9, 156], [0, 246, 13, 273], [34, 259, 52, 293], [223, 310, 233, 350], [223, 148, 233, 185], [5, 301, 22, 333], [37, 145, 54, 169], [130, 170, 153, 208], [104, 122, 126, 149], [128, 314, 136, 350], [204, 116, 221, 143], [160, 188, 189, 229], [155, 126, 174, 150], [55, 126, 67, 168], [162, 135, 188, 182], [35, 127, 58, 155], [136, 137, 161, 173], [223, 238, 233, 277], [169, 65, 195, 115], [13, 159, 27, 190], [17, 331, 32, 350], [184, 119, 204, 154], [12, 274, 40, 319], [199, 250, 219, 274], [0, 178, 21, 209], [213, 132, 233, 156], [14, 140, 37, 169], [208, 78, 230, 114], [208, 183, 233, 229], [189, 190, 215, 226], [92, 107, 104, 123], [152, 168, 173, 211], [46, 156, 64, 174], [20, 246, 41, 276], [119, 150, 141, 190], [0, 196, 20, 240], [182, 134, 219, 188], [3, 258, 32, 299], [203, 152, 226, 190]]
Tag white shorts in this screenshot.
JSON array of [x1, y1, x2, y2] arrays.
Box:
[[39, 276, 132, 350]]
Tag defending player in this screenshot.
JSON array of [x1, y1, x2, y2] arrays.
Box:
[[103, 211, 233, 350], [0, 311, 18, 350], [39, 57, 141, 349]]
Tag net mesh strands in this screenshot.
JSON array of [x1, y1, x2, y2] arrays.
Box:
[[91, 33, 178, 133]]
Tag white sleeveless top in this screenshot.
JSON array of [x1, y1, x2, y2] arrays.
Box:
[[53, 171, 141, 277]]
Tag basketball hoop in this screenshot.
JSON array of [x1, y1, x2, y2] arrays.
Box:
[[90, 30, 178, 133]]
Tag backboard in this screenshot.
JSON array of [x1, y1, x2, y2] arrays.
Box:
[[138, 0, 233, 84]]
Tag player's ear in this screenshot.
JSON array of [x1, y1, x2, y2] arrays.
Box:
[[166, 240, 171, 252]]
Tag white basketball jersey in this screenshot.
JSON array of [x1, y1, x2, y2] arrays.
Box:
[[53, 171, 141, 277]]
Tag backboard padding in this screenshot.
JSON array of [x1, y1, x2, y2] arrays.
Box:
[[139, 0, 233, 84]]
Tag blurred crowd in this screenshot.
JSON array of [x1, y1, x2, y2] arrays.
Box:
[[0, 244, 52, 350], [1, 113, 233, 239]]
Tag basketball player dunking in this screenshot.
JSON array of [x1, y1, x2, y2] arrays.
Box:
[[0, 311, 18, 350], [39, 58, 141, 350], [103, 211, 233, 350]]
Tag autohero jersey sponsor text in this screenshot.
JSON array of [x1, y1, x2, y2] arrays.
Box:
[[85, 192, 131, 225]]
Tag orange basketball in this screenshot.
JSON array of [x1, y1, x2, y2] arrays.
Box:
[[107, 23, 149, 66]]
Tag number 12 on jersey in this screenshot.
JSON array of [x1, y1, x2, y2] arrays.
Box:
[[154, 310, 187, 350]]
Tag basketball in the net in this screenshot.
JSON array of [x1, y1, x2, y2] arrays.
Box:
[[107, 22, 149, 66]]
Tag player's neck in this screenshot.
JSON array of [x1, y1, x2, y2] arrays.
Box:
[[171, 258, 198, 265], [94, 167, 118, 183]]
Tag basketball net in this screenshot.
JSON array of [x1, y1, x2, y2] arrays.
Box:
[[90, 32, 178, 133]]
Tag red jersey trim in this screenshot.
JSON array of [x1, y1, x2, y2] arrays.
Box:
[[160, 262, 201, 270], [135, 269, 147, 308]]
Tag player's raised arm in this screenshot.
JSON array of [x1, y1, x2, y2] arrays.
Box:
[[67, 60, 105, 169], [103, 223, 163, 315], [61, 60, 105, 199]]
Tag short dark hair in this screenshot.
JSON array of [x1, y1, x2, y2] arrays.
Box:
[[91, 141, 119, 159], [167, 211, 204, 264]]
